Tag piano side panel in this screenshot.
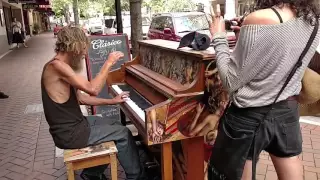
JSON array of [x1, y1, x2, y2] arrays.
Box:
[[145, 94, 204, 146]]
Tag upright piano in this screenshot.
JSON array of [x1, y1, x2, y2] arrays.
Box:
[[107, 39, 235, 180]]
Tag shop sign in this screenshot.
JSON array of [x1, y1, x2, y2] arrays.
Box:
[[39, 5, 51, 9], [8, 0, 36, 3], [22, 4, 39, 9]]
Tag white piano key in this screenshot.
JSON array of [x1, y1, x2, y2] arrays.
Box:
[[111, 85, 145, 122]]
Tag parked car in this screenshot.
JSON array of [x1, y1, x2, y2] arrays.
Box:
[[142, 16, 151, 39], [88, 19, 103, 35], [147, 12, 235, 42]]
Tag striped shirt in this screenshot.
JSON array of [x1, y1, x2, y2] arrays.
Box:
[[212, 17, 320, 108]]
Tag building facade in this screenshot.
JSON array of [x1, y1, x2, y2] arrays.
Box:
[[0, 0, 24, 54], [0, 0, 52, 55]]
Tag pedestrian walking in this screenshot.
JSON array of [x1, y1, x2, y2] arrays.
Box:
[[11, 17, 28, 48], [208, 1, 320, 180]]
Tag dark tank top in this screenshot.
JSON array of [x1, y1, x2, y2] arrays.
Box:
[[41, 61, 90, 149]]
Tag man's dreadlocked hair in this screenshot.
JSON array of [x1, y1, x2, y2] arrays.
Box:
[[55, 26, 89, 55], [255, 0, 320, 25]]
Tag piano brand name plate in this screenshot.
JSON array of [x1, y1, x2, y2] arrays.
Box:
[[86, 34, 131, 119]]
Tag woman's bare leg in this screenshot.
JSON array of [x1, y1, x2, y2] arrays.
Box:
[[241, 160, 252, 180], [270, 154, 303, 180]]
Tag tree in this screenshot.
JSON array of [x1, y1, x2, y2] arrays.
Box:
[[102, 0, 130, 16], [130, 0, 142, 56], [167, 0, 195, 12], [52, 0, 71, 18], [142, 0, 195, 13]]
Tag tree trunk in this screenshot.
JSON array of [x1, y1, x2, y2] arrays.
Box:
[[73, 0, 80, 26], [130, 0, 142, 57], [64, 5, 70, 24]]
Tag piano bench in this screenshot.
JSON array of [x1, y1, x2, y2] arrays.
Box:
[[63, 141, 118, 180]]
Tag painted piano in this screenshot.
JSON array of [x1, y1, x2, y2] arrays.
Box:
[[107, 39, 235, 180]]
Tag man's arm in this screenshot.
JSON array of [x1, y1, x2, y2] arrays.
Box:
[[52, 51, 123, 96], [77, 90, 129, 105]]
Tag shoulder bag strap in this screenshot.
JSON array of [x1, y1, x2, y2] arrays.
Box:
[[273, 18, 319, 104]]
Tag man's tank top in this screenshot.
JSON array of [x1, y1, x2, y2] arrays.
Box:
[[41, 61, 90, 149]]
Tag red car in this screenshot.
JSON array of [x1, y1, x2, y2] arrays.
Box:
[[147, 12, 236, 42]]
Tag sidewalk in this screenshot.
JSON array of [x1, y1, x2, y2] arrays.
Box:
[[0, 33, 320, 180]]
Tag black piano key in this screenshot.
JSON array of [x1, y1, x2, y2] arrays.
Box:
[[118, 84, 153, 110]]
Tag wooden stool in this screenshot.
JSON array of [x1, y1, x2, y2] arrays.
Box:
[[64, 141, 118, 180]]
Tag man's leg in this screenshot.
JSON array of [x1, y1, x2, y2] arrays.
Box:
[[83, 116, 141, 180], [270, 155, 303, 180], [81, 116, 109, 179]]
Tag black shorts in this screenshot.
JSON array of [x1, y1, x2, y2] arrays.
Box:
[[208, 99, 302, 180]]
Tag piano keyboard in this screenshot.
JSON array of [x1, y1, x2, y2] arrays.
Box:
[[111, 84, 152, 122]]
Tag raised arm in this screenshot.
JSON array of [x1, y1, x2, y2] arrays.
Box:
[[52, 51, 124, 96]]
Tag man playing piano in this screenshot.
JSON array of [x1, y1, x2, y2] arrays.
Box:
[[41, 26, 141, 180]]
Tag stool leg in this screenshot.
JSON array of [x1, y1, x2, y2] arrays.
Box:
[[66, 163, 75, 180], [110, 154, 118, 180]]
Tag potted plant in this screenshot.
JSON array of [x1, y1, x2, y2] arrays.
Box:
[[33, 23, 40, 34]]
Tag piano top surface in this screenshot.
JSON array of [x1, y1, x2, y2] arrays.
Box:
[[138, 39, 234, 60]]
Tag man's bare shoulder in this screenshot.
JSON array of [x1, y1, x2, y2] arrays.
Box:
[[42, 61, 60, 81], [47, 60, 75, 78]]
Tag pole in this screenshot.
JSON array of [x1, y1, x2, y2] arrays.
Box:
[[115, 0, 123, 33]]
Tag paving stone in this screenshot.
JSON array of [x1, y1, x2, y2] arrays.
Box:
[[34, 173, 56, 180], [0, 170, 10, 177], [4, 172, 25, 180], [11, 158, 29, 166], [52, 167, 66, 177]]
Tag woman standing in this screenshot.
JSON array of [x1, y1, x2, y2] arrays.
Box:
[[12, 17, 28, 48], [208, 1, 320, 180]]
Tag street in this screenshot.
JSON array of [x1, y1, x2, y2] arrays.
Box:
[[0, 33, 320, 180]]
